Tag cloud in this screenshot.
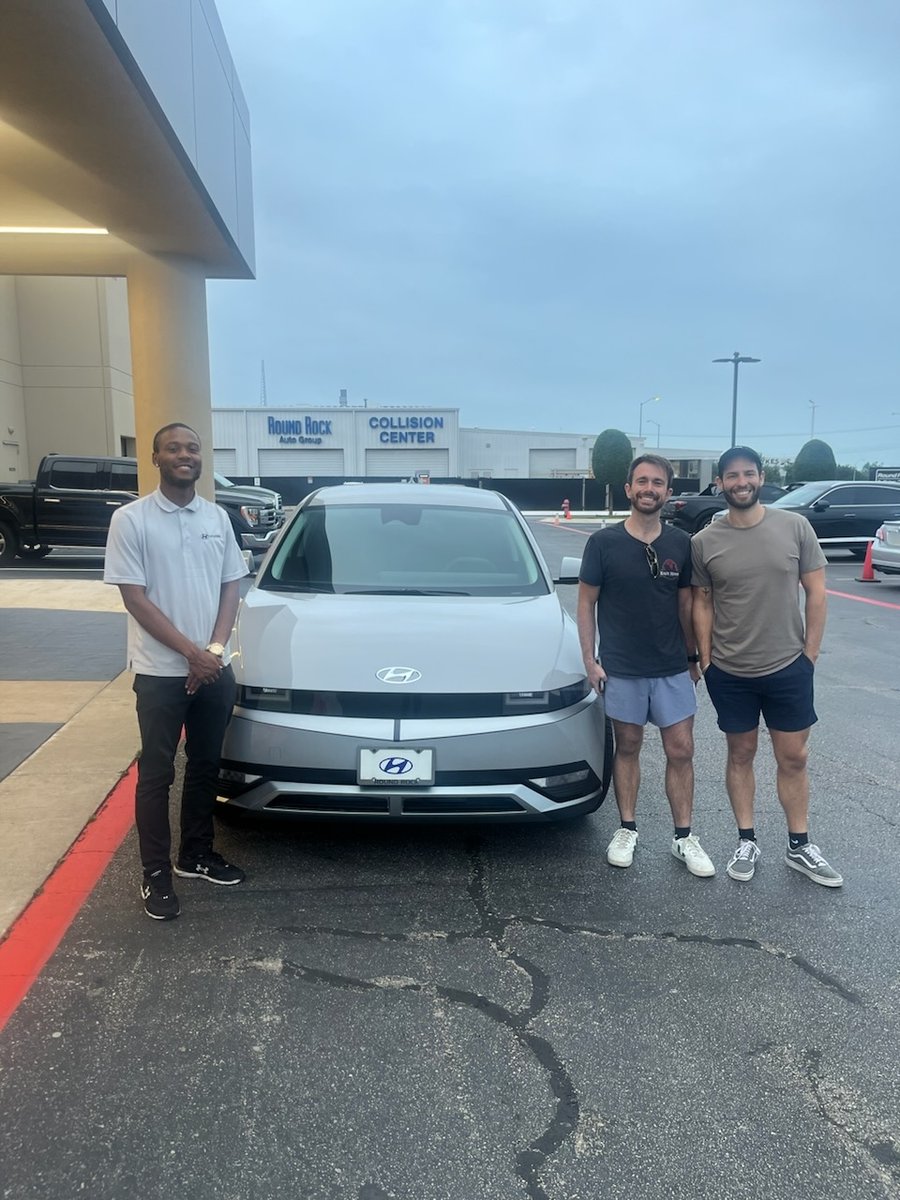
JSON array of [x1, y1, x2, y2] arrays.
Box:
[[209, 0, 900, 463]]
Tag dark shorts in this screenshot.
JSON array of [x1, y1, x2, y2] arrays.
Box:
[[704, 654, 817, 734]]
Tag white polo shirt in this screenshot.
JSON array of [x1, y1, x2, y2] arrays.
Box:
[[104, 488, 248, 677]]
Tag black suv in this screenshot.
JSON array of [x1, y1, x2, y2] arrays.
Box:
[[662, 483, 786, 535], [769, 480, 900, 556]]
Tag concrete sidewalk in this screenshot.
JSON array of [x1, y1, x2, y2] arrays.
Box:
[[0, 579, 138, 937]]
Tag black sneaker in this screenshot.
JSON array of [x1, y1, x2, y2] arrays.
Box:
[[141, 870, 181, 920], [174, 850, 245, 886]]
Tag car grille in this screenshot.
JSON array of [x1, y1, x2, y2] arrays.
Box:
[[266, 795, 390, 813], [237, 683, 589, 718]]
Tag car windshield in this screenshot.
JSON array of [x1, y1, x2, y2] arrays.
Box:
[[769, 483, 830, 506], [261, 501, 548, 596]]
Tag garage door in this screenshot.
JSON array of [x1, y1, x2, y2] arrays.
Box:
[[364, 448, 450, 478], [214, 448, 238, 474], [529, 448, 577, 476], [257, 448, 346, 475]]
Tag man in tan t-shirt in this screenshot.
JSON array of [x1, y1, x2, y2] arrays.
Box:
[[692, 446, 842, 888]]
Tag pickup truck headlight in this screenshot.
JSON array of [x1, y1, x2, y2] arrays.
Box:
[[239, 504, 262, 526]]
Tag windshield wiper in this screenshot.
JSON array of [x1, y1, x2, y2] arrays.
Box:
[[343, 588, 470, 596]]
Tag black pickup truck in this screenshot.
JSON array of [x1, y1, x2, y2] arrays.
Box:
[[662, 482, 786, 535], [0, 454, 284, 566]]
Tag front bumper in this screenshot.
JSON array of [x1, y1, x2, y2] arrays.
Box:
[[217, 698, 609, 821]]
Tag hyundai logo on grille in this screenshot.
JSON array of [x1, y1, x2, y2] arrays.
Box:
[[379, 756, 414, 775], [376, 667, 422, 684]]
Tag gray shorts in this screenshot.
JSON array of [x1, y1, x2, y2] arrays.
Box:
[[604, 671, 697, 729]]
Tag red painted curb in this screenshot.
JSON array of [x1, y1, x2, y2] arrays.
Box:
[[0, 763, 136, 1033]]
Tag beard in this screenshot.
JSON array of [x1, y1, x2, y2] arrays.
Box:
[[160, 462, 200, 489], [629, 492, 666, 515], [722, 483, 761, 509]]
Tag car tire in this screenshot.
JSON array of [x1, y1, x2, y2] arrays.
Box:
[[16, 544, 52, 560], [0, 521, 20, 566]]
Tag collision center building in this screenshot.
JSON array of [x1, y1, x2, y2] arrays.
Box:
[[212, 405, 718, 487]]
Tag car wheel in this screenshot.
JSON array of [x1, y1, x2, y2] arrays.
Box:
[[16, 544, 52, 560], [0, 521, 20, 566]]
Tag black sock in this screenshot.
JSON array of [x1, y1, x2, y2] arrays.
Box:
[[621, 820, 637, 831], [738, 827, 756, 843], [674, 826, 691, 840], [788, 831, 809, 850]]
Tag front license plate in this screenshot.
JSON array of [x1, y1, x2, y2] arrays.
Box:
[[358, 748, 434, 786]]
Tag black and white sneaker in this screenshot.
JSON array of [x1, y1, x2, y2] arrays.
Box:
[[141, 870, 181, 920], [174, 850, 245, 886]]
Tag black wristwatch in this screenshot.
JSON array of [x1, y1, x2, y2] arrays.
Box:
[[687, 654, 700, 663]]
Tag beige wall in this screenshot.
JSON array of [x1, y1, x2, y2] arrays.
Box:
[[0, 278, 27, 483], [0, 277, 135, 478]]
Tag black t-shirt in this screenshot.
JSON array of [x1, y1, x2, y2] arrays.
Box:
[[579, 522, 692, 678]]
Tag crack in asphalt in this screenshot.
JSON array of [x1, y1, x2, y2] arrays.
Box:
[[525, 918, 864, 1006], [269, 838, 578, 1200], [266, 843, 864, 1198], [798, 1048, 900, 1196]]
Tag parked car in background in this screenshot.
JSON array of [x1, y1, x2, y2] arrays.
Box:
[[212, 472, 285, 555], [662, 482, 786, 535], [871, 521, 900, 576], [768, 481, 900, 556], [0, 455, 284, 565], [218, 482, 612, 821]]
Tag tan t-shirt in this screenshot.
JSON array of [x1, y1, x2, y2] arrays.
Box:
[[691, 507, 826, 676]]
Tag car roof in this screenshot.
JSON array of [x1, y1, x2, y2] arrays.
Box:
[[801, 480, 900, 489], [304, 482, 513, 510]]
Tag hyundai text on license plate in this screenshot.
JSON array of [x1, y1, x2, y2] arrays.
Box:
[[358, 748, 435, 785]]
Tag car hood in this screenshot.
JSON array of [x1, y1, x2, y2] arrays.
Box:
[[216, 485, 280, 504], [233, 589, 583, 693]]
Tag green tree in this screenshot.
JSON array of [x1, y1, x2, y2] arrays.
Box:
[[591, 429, 633, 510], [789, 439, 837, 483]]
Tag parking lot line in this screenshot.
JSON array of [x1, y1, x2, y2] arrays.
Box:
[[0, 765, 135, 1033], [826, 588, 900, 611]]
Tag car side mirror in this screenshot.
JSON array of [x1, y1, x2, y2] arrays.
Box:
[[812, 501, 830, 512], [554, 555, 583, 585]]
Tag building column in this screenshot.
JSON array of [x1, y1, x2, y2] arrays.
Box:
[[126, 254, 215, 499]]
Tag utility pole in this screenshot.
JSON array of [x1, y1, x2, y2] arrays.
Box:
[[259, 359, 267, 407]]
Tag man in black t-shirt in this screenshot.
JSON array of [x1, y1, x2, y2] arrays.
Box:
[[577, 455, 715, 877]]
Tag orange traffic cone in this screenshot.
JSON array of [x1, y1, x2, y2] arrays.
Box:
[[856, 539, 880, 583], [565, 509, 571, 519]]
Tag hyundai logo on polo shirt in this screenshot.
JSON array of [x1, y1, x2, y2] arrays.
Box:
[[378, 756, 414, 776], [376, 667, 422, 684]]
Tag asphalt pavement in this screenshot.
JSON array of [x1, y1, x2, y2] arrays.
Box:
[[0, 526, 898, 1200]]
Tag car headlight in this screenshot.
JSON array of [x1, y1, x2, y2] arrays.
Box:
[[528, 766, 597, 802], [502, 680, 590, 714], [240, 504, 262, 526], [240, 685, 292, 710]]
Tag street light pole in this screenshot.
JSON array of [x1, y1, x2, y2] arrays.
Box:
[[647, 418, 661, 448], [639, 395, 660, 439], [712, 351, 760, 447], [809, 399, 817, 438]]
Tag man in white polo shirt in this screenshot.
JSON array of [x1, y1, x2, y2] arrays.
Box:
[[104, 423, 249, 921]]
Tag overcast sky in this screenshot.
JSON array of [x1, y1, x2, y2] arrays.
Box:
[[208, 0, 900, 468]]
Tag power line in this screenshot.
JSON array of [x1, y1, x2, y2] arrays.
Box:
[[661, 423, 900, 441]]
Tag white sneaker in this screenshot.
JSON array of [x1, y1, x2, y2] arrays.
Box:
[[671, 833, 716, 877], [607, 827, 638, 868]]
